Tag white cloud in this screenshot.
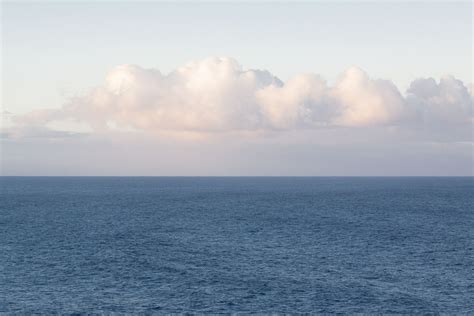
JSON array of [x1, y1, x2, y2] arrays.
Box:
[[10, 57, 473, 136], [406, 76, 473, 125], [330, 67, 406, 127]]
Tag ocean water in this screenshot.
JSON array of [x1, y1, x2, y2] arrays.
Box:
[[0, 177, 472, 314]]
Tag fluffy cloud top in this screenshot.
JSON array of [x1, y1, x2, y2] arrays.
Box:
[[11, 57, 473, 135]]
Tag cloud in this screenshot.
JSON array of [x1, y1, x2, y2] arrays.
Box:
[[0, 126, 84, 140], [10, 57, 473, 137], [3, 57, 472, 176], [406, 76, 473, 125]]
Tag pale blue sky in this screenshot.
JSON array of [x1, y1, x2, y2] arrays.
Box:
[[1, 1, 473, 176], [3, 1, 472, 114]]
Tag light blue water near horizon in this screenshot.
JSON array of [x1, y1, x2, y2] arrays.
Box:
[[0, 177, 473, 313]]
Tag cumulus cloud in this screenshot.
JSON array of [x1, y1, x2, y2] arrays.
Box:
[[406, 76, 473, 125], [10, 57, 473, 136]]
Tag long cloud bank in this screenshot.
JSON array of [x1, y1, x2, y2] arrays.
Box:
[[11, 57, 474, 136]]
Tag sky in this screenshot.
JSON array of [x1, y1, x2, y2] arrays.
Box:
[[1, 1, 473, 176]]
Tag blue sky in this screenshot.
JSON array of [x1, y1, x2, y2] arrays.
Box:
[[3, 1, 472, 113], [1, 1, 473, 176]]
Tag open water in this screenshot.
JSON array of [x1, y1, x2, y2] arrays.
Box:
[[0, 177, 472, 313]]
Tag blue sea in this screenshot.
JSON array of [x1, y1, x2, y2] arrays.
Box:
[[0, 177, 473, 313]]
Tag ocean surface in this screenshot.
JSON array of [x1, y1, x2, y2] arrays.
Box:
[[0, 177, 473, 314]]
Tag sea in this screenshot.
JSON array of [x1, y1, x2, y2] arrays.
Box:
[[0, 177, 472, 314]]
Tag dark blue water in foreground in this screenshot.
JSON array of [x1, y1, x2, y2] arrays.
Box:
[[1, 177, 473, 313]]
